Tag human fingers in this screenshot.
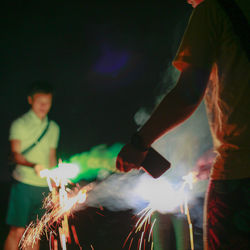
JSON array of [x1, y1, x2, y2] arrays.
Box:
[[116, 156, 124, 172]]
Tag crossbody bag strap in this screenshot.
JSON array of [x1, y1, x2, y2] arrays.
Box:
[[21, 119, 51, 155]]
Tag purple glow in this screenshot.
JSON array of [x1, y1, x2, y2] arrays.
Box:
[[94, 47, 130, 76]]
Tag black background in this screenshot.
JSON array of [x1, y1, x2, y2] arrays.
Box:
[[0, 0, 192, 248]]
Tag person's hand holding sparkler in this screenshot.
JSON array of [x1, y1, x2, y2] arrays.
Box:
[[116, 133, 171, 178], [117, 132, 150, 172], [34, 164, 46, 176], [116, 143, 148, 172]]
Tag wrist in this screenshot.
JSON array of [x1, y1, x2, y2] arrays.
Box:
[[30, 163, 36, 168], [130, 132, 150, 152]]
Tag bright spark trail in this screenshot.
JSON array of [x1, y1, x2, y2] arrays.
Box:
[[123, 171, 197, 250], [20, 162, 92, 249], [20, 159, 198, 250]]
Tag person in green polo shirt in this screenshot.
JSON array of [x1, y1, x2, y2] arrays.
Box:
[[4, 81, 60, 250]]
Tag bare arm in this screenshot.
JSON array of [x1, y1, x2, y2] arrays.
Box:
[[116, 65, 211, 172], [10, 139, 45, 175], [137, 65, 211, 147], [10, 139, 36, 167], [49, 148, 57, 168]]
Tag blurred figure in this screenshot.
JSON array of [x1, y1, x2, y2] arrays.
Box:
[[116, 0, 250, 249], [4, 81, 60, 250], [194, 149, 216, 181]]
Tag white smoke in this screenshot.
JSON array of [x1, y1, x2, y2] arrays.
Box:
[[77, 170, 192, 215], [134, 64, 213, 197], [134, 64, 180, 127]]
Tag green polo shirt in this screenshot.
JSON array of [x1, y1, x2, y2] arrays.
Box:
[[9, 110, 60, 186]]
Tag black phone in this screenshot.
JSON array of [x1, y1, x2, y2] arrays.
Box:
[[141, 147, 171, 178]]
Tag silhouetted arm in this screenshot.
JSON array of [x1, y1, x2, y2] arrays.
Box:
[[116, 65, 211, 172], [137, 65, 211, 148]]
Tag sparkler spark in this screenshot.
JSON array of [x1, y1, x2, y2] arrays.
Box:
[[20, 162, 91, 250], [123, 171, 197, 250], [20, 185, 88, 249], [21, 165, 198, 250], [123, 206, 154, 250]]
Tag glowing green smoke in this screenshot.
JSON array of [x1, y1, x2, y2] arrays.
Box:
[[67, 143, 123, 182]]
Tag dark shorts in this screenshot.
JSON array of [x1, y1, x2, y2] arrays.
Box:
[[6, 180, 49, 227], [204, 178, 250, 250]]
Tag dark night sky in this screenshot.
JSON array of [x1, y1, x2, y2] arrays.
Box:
[[0, 0, 192, 181]]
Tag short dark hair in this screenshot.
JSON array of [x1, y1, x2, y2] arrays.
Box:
[[27, 81, 54, 97]]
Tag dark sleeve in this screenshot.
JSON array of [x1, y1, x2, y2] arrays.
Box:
[[173, 0, 218, 71]]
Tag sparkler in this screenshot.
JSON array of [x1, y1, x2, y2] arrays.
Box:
[[20, 158, 199, 250], [180, 171, 197, 250], [20, 162, 91, 250], [123, 171, 197, 250]]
